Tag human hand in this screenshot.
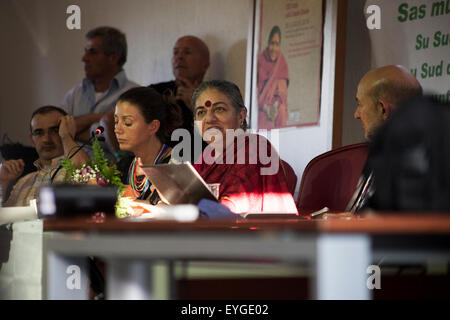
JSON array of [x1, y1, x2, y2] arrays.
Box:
[[58, 115, 76, 140], [175, 76, 201, 110], [263, 102, 278, 122], [119, 197, 156, 217], [0, 159, 25, 185], [129, 199, 156, 214]]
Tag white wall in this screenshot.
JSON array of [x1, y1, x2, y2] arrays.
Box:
[[341, 0, 371, 146]]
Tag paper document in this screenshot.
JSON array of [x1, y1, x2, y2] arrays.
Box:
[[123, 204, 199, 222], [0, 200, 38, 225]]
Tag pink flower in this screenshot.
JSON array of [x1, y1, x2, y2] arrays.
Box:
[[81, 166, 90, 176], [97, 177, 108, 186]]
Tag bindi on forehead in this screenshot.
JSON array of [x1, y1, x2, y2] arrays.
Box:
[[205, 100, 212, 107]]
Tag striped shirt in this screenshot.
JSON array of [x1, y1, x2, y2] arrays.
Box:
[[4, 156, 65, 207]]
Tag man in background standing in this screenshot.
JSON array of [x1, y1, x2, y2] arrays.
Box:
[[62, 26, 138, 159], [149, 35, 210, 162]]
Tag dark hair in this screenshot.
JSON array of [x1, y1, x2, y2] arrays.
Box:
[[86, 26, 127, 67], [191, 80, 248, 130], [30, 106, 67, 132], [268, 25, 281, 44], [117, 87, 183, 144]]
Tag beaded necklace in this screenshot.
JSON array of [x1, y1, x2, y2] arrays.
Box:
[[128, 144, 171, 199]]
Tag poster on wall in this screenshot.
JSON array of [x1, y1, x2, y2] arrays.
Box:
[[366, 0, 450, 103], [254, 0, 323, 130]]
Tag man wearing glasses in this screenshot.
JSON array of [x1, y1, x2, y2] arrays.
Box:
[[0, 106, 88, 206]]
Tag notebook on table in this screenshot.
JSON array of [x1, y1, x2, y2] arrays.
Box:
[[140, 162, 218, 205], [141, 162, 301, 220]]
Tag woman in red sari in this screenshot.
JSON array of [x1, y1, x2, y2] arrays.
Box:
[[191, 80, 298, 214], [257, 25, 289, 129]]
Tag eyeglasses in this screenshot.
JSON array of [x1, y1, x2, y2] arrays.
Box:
[[31, 126, 60, 137]]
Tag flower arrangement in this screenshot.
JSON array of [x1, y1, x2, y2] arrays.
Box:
[[66, 164, 109, 186], [61, 136, 131, 218]]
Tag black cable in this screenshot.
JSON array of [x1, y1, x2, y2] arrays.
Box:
[[50, 128, 105, 183], [50, 141, 89, 183]]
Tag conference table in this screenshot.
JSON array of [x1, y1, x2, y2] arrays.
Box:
[[42, 213, 450, 300]]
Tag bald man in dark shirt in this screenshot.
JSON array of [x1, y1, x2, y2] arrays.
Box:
[[149, 35, 210, 163], [348, 65, 422, 212]]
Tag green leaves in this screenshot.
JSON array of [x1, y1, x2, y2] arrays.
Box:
[[61, 157, 76, 183], [92, 136, 108, 171], [61, 136, 125, 216], [91, 136, 124, 191]]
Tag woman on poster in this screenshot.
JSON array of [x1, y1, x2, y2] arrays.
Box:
[[257, 25, 289, 129]]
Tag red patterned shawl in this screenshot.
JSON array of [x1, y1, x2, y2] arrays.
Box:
[[194, 134, 298, 214]]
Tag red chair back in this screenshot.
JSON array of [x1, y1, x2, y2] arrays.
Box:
[[296, 143, 369, 216], [281, 159, 297, 196]]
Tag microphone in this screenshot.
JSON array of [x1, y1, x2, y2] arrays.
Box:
[[93, 126, 105, 141], [50, 126, 106, 183], [70, 125, 105, 157], [95, 126, 104, 135]]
